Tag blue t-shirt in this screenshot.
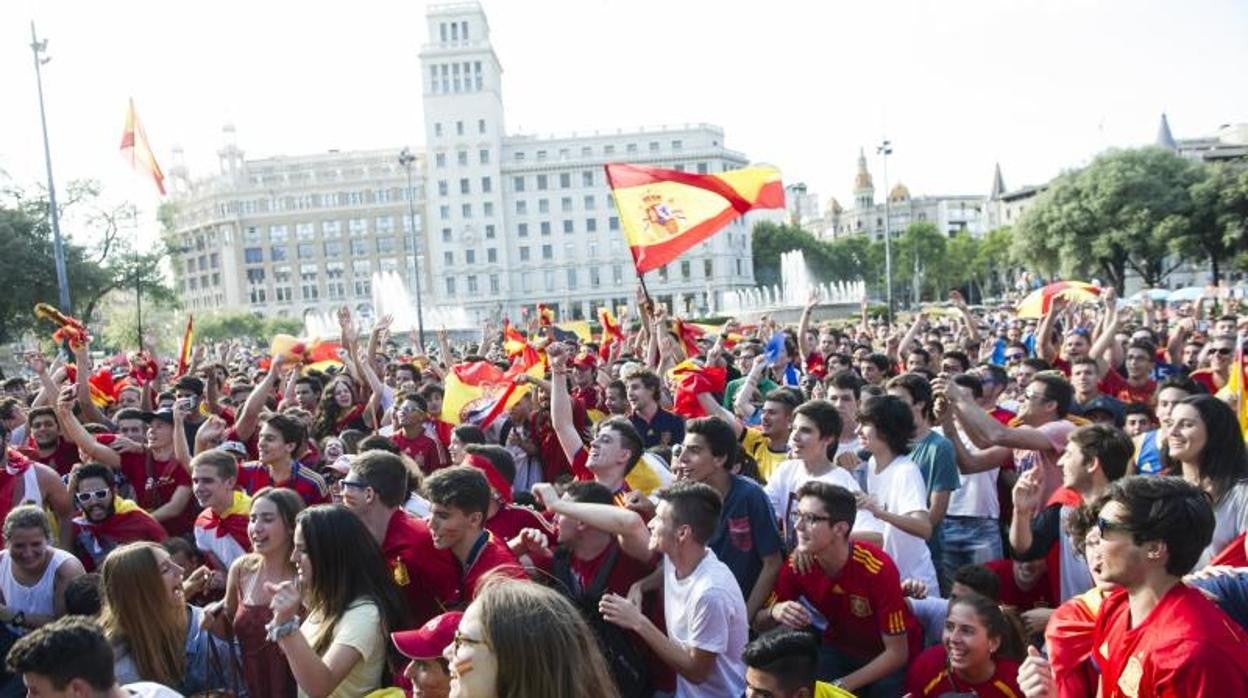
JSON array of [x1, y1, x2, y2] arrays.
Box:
[[1191, 570, 1248, 634], [909, 430, 961, 497], [629, 407, 686, 449], [707, 474, 784, 600], [1136, 430, 1163, 475]]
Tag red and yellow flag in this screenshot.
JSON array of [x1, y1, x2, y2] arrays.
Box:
[[502, 320, 529, 359], [120, 98, 166, 196], [1224, 342, 1248, 440], [604, 164, 783, 273], [537, 304, 556, 327], [175, 315, 194, 377], [442, 350, 544, 428]]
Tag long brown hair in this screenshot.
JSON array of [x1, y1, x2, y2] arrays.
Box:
[[238, 486, 304, 576], [99, 542, 187, 687], [946, 593, 1026, 663], [296, 505, 408, 662], [313, 377, 360, 439], [476, 576, 622, 698]]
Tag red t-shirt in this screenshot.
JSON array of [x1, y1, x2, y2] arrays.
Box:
[[1047, 587, 1108, 698], [382, 509, 460, 626], [115, 449, 194, 537], [456, 531, 526, 606], [19, 437, 79, 477], [1092, 584, 1248, 697], [485, 504, 554, 544], [223, 425, 260, 461], [235, 461, 328, 507], [1189, 369, 1220, 395], [391, 431, 447, 474], [770, 541, 922, 662], [985, 558, 1054, 611], [904, 645, 1022, 697], [1100, 370, 1156, 405]]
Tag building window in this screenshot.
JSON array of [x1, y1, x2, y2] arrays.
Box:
[[562, 220, 574, 234], [479, 149, 489, 164], [697, 162, 708, 174], [483, 202, 494, 217], [588, 243, 597, 258], [649, 142, 659, 152], [444, 251, 454, 265], [537, 174, 548, 190], [590, 267, 601, 288], [323, 241, 342, 256], [485, 225, 496, 239], [537, 150, 547, 162], [460, 178, 470, 195], [586, 218, 597, 232], [538, 199, 550, 214], [461, 203, 472, 218], [298, 243, 316, 259], [481, 176, 492, 193], [559, 173, 571, 189], [434, 122, 443, 137], [270, 246, 287, 262], [457, 151, 468, 166], [519, 246, 530, 261], [540, 221, 551, 236], [514, 151, 525, 162], [561, 197, 573, 213], [626, 143, 638, 154], [440, 205, 450, 220], [542, 244, 553, 260], [435, 153, 446, 168], [487, 248, 497, 263], [566, 268, 577, 290], [438, 180, 448, 196], [478, 119, 486, 134], [604, 145, 615, 155], [544, 270, 555, 292], [489, 274, 499, 294], [681, 260, 691, 280], [446, 277, 456, 295], [612, 264, 623, 285], [672, 139, 682, 151], [581, 146, 592, 157], [442, 228, 452, 242], [704, 259, 713, 278], [465, 249, 476, 264], [456, 121, 464, 136], [351, 240, 368, 256], [518, 223, 529, 237], [609, 216, 619, 231], [466, 275, 478, 295], [244, 248, 263, 264], [584, 195, 595, 210]]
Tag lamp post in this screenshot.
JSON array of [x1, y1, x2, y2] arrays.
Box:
[[398, 147, 426, 350], [877, 139, 893, 323], [30, 22, 71, 311]]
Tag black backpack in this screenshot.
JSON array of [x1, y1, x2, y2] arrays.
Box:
[[551, 545, 652, 698]]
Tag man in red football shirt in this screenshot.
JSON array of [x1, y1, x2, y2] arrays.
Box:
[[1090, 476, 1248, 697], [235, 412, 327, 506], [18, 406, 80, 477], [424, 465, 525, 607], [190, 449, 251, 581], [755, 481, 920, 698], [69, 463, 167, 572], [461, 444, 553, 543], [388, 392, 447, 475], [340, 450, 459, 625]]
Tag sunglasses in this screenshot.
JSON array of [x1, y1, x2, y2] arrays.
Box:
[[1214, 347, 1234, 356], [75, 488, 110, 504], [337, 479, 369, 490], [1097, 516, 1131, 537], [1005, 353, 1025, 361]]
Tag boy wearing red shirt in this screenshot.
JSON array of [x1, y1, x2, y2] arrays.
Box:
[[340, 450, 460, 626], [190, 449, 251, 578], [1091, 476, 1248, 697], [463, 444, 553, 543], [756, 481, 920, 698], [424, 465, 525, 607], [235, 413, 327, 506], [389, 392, 448, 474]]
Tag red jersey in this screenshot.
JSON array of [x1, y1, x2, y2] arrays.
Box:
[[1100, 370, 1156, 405], [770, 541, 922, 662], [456, 530, 526, 606], [1093, 584, 1248, 697], [223, 425, 260, 461], [985, 559, 1054, 611], [1047, 587, 1109, 698], [235, 461, 327, 507], [0, 450, 37, 540], [531, 405, 589, 483], [904, 645, 1022, 698], [19, 437, 79, 477], [115, 449, 194, 537], [1189, 369, 1220, 395], [391, 431, 447, 474], [382, 509, 460, 625], [485, 504, 554, 544]]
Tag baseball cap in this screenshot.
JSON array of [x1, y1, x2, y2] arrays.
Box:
[[1078, 395, 1124, 426], [220, 441, 249, 458], [391, 611, 463, 660], [138, 408, 175, 425], [326, 455, 353, 476]]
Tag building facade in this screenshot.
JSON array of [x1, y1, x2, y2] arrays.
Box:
[[168, 1, 759, 328]]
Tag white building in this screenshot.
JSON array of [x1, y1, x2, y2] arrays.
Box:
[[169, 1, 760, 328]]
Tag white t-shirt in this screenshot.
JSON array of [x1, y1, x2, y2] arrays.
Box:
[[123, 683, 184, 698], [946, 427, 1000, 519], [865, 455, 939, 590], [299, 599, 385, 698], [763, 459, 881, 547], [1199, 480, 1248, 569], [663, 550, 748, 698]]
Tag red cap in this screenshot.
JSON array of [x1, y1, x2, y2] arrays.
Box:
[[391, 611, 463, 660], [467, 453, 513, 505]]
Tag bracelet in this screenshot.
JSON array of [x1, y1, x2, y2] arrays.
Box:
[[265, 615, 301, 643]]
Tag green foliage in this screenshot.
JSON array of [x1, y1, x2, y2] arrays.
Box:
[[194, 311, 303, 343], [750, 220, 883, 294], [1014, 147, 1206, 290], [1179, 162, 1248, 281]]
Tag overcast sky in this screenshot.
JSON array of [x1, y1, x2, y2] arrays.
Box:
[[2, 0, 1245, 246]]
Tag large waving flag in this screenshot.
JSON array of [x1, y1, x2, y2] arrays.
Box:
[[667, 360, 728, 419], [120, 98, 166, 196], [605, 164, 784, 273], [442, 351, 544, 428], [175, 315, 194, 377]]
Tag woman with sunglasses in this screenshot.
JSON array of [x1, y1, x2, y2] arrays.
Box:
[[444, 576, 620, 698], [267, 504, 408, 698], [904, 592, 1025, 698], [202, 487, 304, 697], [1163, 394, 1248, 566]]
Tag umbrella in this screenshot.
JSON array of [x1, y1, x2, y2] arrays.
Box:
[[1166, 287, 1205, 303], [1015, 281, 1101, 319]]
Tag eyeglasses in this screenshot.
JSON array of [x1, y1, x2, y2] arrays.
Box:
[[453, 630, 486, 653], [794, 512, 832, 527], [1097, 516, 1131, 537], [75, 488, 110, 504]]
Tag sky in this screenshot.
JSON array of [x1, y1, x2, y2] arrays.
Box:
[[1, 0, 1246, 247]]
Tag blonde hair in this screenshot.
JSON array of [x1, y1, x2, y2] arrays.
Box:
[[475, 576, 621, 698], [99, 542, 187, 687]]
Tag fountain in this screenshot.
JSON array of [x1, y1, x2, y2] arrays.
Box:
[[301, 270, 472, 340], [720, 249, 865, 320]]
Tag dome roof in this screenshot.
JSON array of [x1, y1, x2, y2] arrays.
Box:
[[889, 183, 910, 202], [826, 197, 843, 215]]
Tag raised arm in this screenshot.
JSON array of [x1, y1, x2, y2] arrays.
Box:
[[891, 312, 925, 364], [235, 354, 285, 442], [950, 290, 981, 346], [797, 291, 819, 362], [52, 395, 119, 468], [1035, 296, 1064, 363], [532, 482, 651, 561], [1088, 287, 1120, 373], [70, 342, 110, 426], [546, 343, 586, 464], [946, 381, 1055, 452]]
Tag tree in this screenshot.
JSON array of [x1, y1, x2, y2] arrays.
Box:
[[1014, 147, 1204, 291], [0, 182, 178, 344], [193, 311, 303, 344], [976, 226, 1015, 298], [1179, 162, 1248, 282], [894, 222, 948, 305]]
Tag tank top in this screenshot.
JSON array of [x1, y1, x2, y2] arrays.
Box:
[[19, 466, 42, 509], [0, 547, 73, 635], [1136, 430, 1163, 475]]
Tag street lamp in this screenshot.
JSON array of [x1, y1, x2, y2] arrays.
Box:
[[30, 23, 71, 311], [877, 138, 893, 323], [398, 147, 426, 350]]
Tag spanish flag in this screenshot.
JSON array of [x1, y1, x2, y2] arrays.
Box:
[[120, 98, 166, 196], [598, 307, 624, 359], [671, 317, 707, 358], [537, 304, 556, 327], [502, 320, 528, 359], [667, 360, 727, 419], [175, 315, 194, 378], [1223, 341, 1248, 440], [442, 351, 544, 429], [605, 164, 783, 273]]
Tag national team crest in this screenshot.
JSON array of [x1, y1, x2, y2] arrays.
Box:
[[641, 191, 686, 238], [848, 594, 872, 618]]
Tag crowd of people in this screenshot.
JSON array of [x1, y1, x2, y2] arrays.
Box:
[[3, 286, 1248, 697]]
